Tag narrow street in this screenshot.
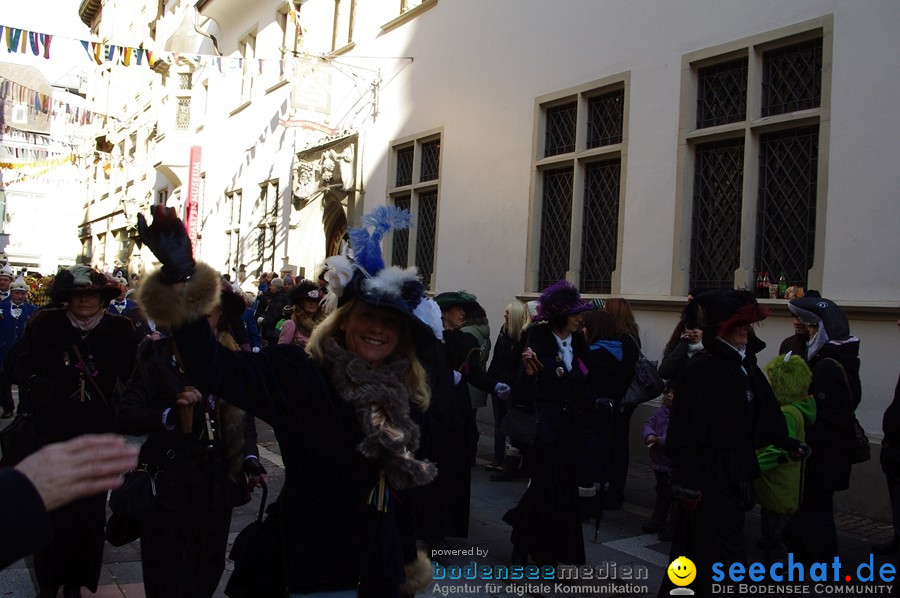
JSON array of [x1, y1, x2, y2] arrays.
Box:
[[1, 416, 894, 597]]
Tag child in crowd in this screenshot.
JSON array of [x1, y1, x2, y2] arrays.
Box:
[[642, 385, 674, 540], [756, 353, 816, 566]]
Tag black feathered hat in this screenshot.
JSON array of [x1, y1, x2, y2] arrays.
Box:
[[321, 206, 443, 345], [684, 289, 769, 337]]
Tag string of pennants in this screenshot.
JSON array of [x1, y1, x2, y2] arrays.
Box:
[[1, 9, 309, 73], [0, 75, 98, 124]]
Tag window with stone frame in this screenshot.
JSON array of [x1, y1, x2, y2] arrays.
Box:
[[332, 0, 356, 52], [225, 189, 243, 278], [255, 181, 278, 273], [239, 32, 256, 103], [685, 23, 828, 293], [532, 81, 626, 294], [388, 132, 441, 290]]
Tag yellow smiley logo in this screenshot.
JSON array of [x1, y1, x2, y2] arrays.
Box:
[[667, 556, 696, 586]]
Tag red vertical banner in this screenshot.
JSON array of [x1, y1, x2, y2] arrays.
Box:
[[185, 146, 202, 252]]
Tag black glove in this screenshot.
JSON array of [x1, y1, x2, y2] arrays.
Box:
[[136, 205, 196, 283], [243, 456, 268, 490]]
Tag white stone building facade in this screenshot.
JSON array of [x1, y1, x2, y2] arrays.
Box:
[[85, 0, 900, 518]]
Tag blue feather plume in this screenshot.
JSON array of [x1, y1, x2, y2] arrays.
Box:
[[348, 206, 412, 276]]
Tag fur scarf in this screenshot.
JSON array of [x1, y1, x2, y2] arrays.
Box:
[[322, 337, 436, 490]]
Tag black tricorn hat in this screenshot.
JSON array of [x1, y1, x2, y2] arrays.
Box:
[[51, 266, 121, 304]]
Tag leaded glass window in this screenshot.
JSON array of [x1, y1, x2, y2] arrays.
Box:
[[690, 139, 744, 290], [755, 126, 819, 288], [544, 102, 576, 157], [396, 146, 413, 186], [697, 58, 747, 128], [420, 139, 440, 182], [762, 38, 822, 117], [416, 190, 438, 288], [391, 195, 411, 267], [388, 133, 441, 289], [538, 168, 574, 289], [587, 90, 624, 148], [581, 159, 621, 294]]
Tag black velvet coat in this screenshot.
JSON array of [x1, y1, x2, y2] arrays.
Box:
[[116, 338, 254, 598], [13, 308, 137, 592], [805, 341, 861, 492], [503, 323, 591, 565], [171, 318, 419, 596], [417, 329, 497, 540], [662, 334, 789, 597], [0, 468, 51, 570]]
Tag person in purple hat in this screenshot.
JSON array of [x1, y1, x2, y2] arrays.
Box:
[[503, 280, 594, 566]]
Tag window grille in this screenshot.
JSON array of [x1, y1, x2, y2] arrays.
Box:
[[690, 139, 744, 290], [179, 73, 192, 91], [396, 146, 413, 186], [415, 190, 437, 289], [420, 139, 440, 182], [538, 168, 574, 289], [587, 90, 624, 148], [581, 159, 621, 293], [755, 125, 819, 288], [762, 38, 822, 117], [176, 97, 191, 129], [544, 102, 577, 157], [391, 195, 411, 267], [697, 58, 748, 128]]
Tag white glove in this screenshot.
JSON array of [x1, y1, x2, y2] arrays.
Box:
[[494, 382, 511, 399], [452, 370, 462, 385], [256, 317, 264, 325], [252, 347, 260, 353]]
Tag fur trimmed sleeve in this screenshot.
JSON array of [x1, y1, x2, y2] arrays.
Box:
[[137, 262, 221, 330]]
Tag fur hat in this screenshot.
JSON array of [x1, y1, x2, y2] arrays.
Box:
[[533, 280, 594, 322], [9, 276, 28, 292], [321, 206, 443, 344], [219, 277, 247, 324], [51, 266, 121, 303], [684, 290, 768, 337], [764, 353, 813, 406]]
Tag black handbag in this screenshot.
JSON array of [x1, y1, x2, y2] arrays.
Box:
[[499, 405, 538, 446], [620, 339, 665, 408], [851, 417, 871, 464], [108, 467, 159, 521], [225, 482, 285, 598], [0, 413, 43, 467]]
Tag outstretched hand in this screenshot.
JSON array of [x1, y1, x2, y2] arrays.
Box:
[[16, 435, 139, 512], [136, 205, 196, 283]]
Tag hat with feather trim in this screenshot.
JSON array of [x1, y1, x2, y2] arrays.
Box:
[[533, 280, 594, 322], [51, 265, 121, 304], [321, 206, 443, 344], [684, 289, 769, 337]]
